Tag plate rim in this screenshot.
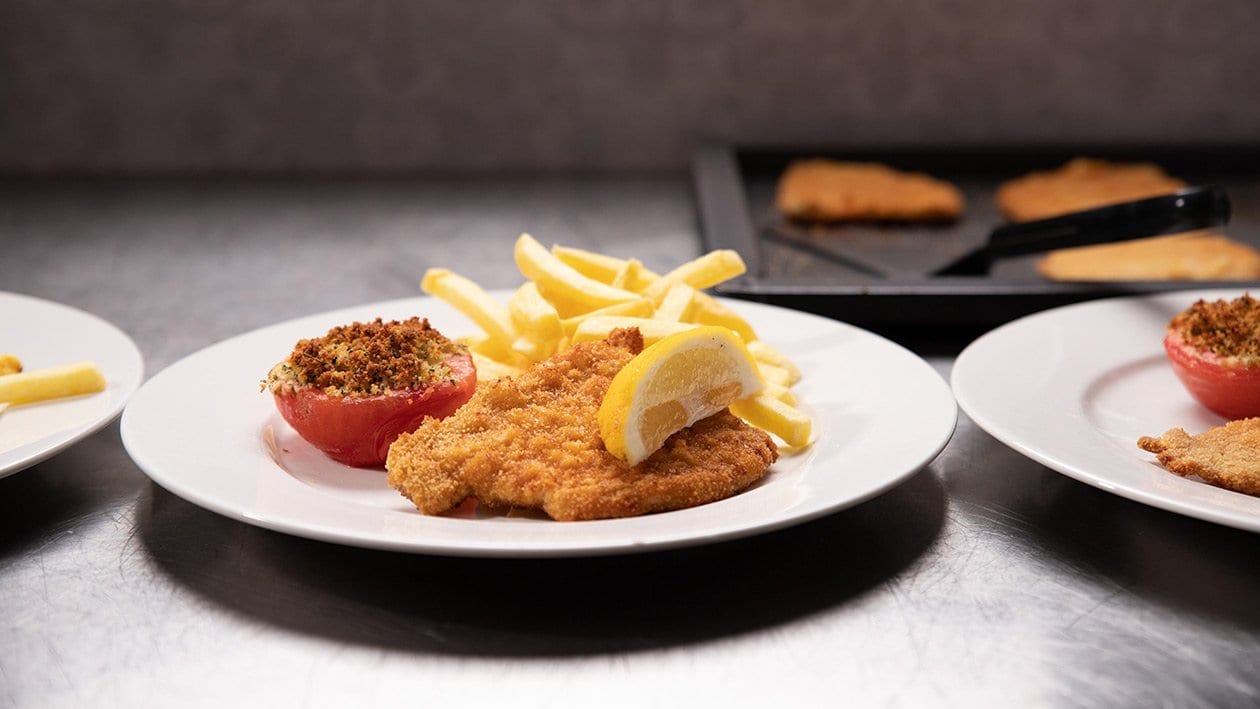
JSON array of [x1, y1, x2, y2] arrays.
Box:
[[121, 294, 956, 557]]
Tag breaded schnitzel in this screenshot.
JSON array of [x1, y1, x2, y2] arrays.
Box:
[[1037, 232, 1260, 281], [996, 158, 1185, 222], [775, 159, 964, 222], [385, 328, 778, 521], [1138, 418, 1260, 496]]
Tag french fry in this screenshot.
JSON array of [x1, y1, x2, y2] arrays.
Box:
[[688, 292, 757, 342], [459, 334, 530, 369], [514, 234, 639, 317], [569, 316, 696, 346], [469, 351, 522, 382], [653, 283, 696, 322], [641, 250, 746, 303], [0, 354, 21, 376], [729, 394, 812, 448], [756, 362, 794, 389], [508, 282, 562, 337], [511, 334, 554, 362], [560, 298, 654, 336], [747, 340, 801, 385], [550, 245, 627, 284], [551, 246, 663, 292], [610, 258, 663, 293], [0, 361, 106, 406], [626, 264, 662, 293], [422, 268, 517, 348], [508, 282, 563, 359], [762, 382, 797, 407], [609, 259, 641, 290]]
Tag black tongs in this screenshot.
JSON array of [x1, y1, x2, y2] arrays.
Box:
[[932, 186, 1231, 276]]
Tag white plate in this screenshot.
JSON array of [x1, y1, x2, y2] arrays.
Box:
[[953, 288, 1260, 533], [121, 295, 956, 556], [0, 292, 145, 478]]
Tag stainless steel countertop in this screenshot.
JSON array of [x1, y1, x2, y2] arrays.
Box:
[[3, 178, 1258, 708]]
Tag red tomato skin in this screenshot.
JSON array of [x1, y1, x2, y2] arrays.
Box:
[[272, 352, 475, 468], [1164, 330, 1260, 420]]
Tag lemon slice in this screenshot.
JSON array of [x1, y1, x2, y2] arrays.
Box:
[[599, 326, 764, 466]]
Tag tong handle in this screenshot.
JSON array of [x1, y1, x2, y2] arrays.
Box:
[[985, 186, 1231, 257]]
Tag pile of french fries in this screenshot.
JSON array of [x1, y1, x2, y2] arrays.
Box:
[[420, 233, 811, 447]]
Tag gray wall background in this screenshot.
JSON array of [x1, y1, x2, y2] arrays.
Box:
[[2, 0, 1258, 174]]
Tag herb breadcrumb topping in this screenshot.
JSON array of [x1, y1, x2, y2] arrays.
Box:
[[268, 317, 466, 397], [1170, 294, 1260, 364]]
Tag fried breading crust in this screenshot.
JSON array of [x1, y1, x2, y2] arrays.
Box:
[[775, 159, 963, 222], [385, 328, 778, 521], [997, 157, 1185, 223], [1037, 232, 1260, 281], [1138, 418, 1260, 496]]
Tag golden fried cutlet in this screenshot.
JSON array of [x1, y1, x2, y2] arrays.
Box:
[[1138, 418, 1260, 496], [996, 157, 1185, 222], [385, 328, 778, 521], [1037, 231, 1260, 281], [775, 159, 964, 222]]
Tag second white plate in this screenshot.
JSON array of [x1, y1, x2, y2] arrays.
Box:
[[953, 288, 1260, 533], [1, 292, 145, 478], [121, 295, 956, 556]]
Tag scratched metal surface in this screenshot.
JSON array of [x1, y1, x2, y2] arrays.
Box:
[[2, 178, 1259, 708]]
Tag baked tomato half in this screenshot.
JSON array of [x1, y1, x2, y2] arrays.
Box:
[[1163, 295, 1260, 420], [267, 317, 476, 468], [1164, 329, 1260, 420]]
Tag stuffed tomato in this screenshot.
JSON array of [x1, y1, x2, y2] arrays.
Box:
[[1164, 294, 1260, 420], [267, 317, 475, 467]]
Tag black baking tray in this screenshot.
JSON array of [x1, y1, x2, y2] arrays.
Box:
[[692, 144, 1260, 333]]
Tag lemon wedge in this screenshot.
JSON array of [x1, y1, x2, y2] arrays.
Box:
[[598, 326, 764, 466]]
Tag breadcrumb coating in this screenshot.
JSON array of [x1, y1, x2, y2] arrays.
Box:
[[269, 317, 466, 397], [1169, 294, 1260, 363], [1139, 418, 1260, 496]]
